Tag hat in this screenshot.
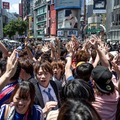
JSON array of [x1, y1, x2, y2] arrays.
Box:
[[91, 66, 114, 93]]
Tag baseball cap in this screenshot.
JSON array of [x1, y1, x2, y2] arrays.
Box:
[[91, 66, 114, 94]]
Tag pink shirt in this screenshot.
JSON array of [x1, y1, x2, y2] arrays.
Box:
[[92, 90, 119, 120]]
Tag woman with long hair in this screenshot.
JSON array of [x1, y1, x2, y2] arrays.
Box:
[[0, 81, 44, 120]]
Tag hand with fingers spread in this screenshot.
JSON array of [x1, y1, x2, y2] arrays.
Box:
[[5, 49, 18, 78], [89, 36, 100, 49], [65, 41, 74, 54], [0, 49, 18, 91], [111, 62, 120, 75]]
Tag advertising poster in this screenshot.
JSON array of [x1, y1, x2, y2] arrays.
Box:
[[55, 0, 81, 10], [93, 0, 106, 13], [58, 9, 78, 29]]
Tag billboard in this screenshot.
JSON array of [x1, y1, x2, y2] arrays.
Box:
[[55, 0, 81, 10], [57, 9, 78, 29], [93, 0, 106, 13], [2, 2, 10, 9]]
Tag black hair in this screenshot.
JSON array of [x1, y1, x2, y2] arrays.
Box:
[[75, 63, 94, 82], [61, 79, 95, 103], [57, 99, 101, 120]]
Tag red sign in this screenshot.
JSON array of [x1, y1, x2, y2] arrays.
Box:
[[3, 2, 10, 9]]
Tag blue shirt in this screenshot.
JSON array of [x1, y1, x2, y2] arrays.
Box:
[[0, 104, 44, 120]]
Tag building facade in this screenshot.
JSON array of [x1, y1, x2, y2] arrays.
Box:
[[106, 0, 120, 41], [19, 3, 23, 17], [50, 3, 57, 36], [20, 0, 34, 37], [33, 0, 51, 39], [0, 0, 3, 38], [21, 0, 31, 19]]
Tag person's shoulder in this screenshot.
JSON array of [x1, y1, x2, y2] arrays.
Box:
[[29, 78, 38, 84]]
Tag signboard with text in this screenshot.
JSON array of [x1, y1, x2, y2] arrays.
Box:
[[55, 0, 81, 10], [93, 0, 106, 13], [3, 2, 10, 9]]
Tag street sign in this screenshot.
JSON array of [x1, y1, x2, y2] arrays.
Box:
[[86, 28, 100, 33]]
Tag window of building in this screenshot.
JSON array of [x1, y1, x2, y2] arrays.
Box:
[[119, 13, 120, 25], [38, 30, 44, 35], [37, 22, 46, 29], [114, 0, 119, 6], [43, 6, 46, 13], [37, 14, 46, 21], [118, 31, 120, 39]]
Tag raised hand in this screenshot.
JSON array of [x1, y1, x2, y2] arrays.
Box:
[[5, 49, 18, 78], [0, 49, 18, 91]]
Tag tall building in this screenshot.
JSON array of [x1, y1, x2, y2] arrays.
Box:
[[50, 1, 57, 36], [20, 0, 34, 37], [0, 0, 3, 38], [21, 0, 31, 19], [33, 0, 51, 39], [19, 3, 23, 17], [106, 0, 120, 41]]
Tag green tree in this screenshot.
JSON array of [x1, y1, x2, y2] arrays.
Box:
[[3, 19, 28, 38], [3, 20, 16, 39], [16, 19, 28, 35]]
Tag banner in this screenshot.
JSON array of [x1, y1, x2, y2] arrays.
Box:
[[55, 0, 81, 10]]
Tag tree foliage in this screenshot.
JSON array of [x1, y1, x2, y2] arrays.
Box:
[[3, 19, 28, 38]]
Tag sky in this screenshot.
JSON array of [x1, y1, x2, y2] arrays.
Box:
[[3, 0, 20, 13]]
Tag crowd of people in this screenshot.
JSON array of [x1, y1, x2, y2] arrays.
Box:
[[0, 35, 120, 120]]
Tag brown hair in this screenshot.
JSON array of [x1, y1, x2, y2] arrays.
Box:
[[75, 50, 90, 63], [34, 61, 53, 76], [51, 61, 64, 76], [19, 58, 33, 75]]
